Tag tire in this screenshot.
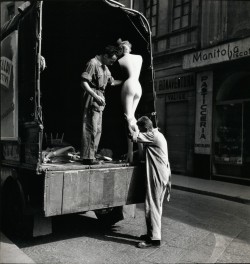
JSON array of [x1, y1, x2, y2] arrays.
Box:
[[94, 206, 124, 227], [1, 180, 32, 238]]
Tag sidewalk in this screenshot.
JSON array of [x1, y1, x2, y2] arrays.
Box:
[[172, 174, 250, 205], [0, 232, 35, 264], [1, 174, 250, 264]]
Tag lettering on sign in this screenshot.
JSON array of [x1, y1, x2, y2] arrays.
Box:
[[1, 30, 18, 140], [155, 74, 195, 93], [195, 72, 213, 155], [166, 92, 188, 102], [1, 57, 13, 89], [183, 37, 250, 69]]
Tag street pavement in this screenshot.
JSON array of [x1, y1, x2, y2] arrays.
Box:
[[1, 174, 250, 264]]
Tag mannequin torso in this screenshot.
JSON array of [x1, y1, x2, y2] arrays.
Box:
[[118, 53, 142, 119], [118, 52, 143, 163]]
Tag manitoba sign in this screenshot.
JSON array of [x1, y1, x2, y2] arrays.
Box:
[[183, 37, 250, 69]]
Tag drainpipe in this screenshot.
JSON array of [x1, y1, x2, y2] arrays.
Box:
[[130, 0, 133, 9]]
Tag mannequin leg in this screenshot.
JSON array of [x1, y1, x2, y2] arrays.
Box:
[[126, 137, 134, 163]]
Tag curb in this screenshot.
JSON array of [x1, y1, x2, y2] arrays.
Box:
[[172, 184, 250, 205]]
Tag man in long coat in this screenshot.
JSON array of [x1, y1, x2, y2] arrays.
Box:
[[132, 116, 171, 248]]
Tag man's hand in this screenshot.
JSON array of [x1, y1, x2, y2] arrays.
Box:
[[129, 130, 138, 142], [132, 132, 138, 142], [81, 81, 105, 106], [112, 80, 123, 86], [94, 95, 106, 106]]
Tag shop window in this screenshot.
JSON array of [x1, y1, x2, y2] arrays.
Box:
[[172, 0, 191, 31], [214, 72, 250, 180], [145, 0, 158, 37], [214, 104, 243, 165], [214, 102, 250, 179]]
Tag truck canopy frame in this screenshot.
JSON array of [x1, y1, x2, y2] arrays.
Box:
[[1, 0, 156, 170]]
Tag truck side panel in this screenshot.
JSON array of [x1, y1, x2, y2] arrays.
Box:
[[44, 171, 64, 216], [44, 166, 145, 217], [89, 168, 128, 210], [63, 170, 90, 214]]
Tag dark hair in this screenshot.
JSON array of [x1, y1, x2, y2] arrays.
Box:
[[137, 116, 153, 131], [100, 45, 119, 58]]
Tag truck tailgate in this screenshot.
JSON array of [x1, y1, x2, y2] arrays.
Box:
[[43, 164, 145, 217]]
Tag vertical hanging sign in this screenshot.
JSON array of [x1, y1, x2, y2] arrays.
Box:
[[195, 71, 213, 154]]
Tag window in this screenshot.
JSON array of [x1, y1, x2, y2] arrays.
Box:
[[7, 4, 15, 20], [145, 0, 159, 37], [172, 0, 191, 31]]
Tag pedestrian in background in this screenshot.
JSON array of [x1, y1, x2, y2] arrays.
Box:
[[80, 45, 122, 165], [131, 116, 171, 248]]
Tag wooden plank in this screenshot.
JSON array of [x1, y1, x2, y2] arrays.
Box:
[[44, 171, 64, 216], [62, 170, 90, 214], [89, 168, 127, 210]]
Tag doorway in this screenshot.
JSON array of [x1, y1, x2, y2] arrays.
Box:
[[165, 101, 188, 174]]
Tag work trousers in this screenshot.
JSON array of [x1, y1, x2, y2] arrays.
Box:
[[82, 108, 103, 160], [145, 174, 167, 241]]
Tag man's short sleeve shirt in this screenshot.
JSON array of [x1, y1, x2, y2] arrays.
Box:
[[81, 56, 114, 90]]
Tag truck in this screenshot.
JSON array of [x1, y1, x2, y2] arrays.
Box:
[[0, 0, 156, 237]]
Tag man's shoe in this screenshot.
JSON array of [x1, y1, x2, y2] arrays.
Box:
[[137, 240, 161, 249], [90, 159, 102, 165], [139, 234, 150, 241], [82, 159, 102, 165]]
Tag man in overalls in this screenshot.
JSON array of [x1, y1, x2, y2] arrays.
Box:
[[80, 45, 121, 165]]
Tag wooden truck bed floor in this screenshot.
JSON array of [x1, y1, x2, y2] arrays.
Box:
[[40, 161, 131, 171]]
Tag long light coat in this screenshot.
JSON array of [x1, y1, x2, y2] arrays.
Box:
[[137, 128, 171, 240]]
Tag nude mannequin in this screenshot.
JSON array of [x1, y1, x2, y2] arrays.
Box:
[[118, 39, 143, 163]]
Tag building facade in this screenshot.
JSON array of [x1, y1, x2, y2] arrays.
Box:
[[128, 0, 250, 184], [2, 0, 250, 184], [1, 1, 24, 25]]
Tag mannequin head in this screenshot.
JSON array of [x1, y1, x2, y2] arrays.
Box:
[[117, 39, 132, 55]]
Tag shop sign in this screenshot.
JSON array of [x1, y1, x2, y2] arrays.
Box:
[[165, 91, 188, 102], [1, 31, 18, 140], [183, 37, 250, 69], [155, 73, 195, 94], [195, 71, 213, 155]]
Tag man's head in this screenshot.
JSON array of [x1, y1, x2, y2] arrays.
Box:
[[137, 116, 153, 132], [101, 45, 118, 66]]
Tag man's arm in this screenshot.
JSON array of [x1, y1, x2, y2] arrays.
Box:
[[81, 80, 105, 106], [111, 79, 123, 86], [131, 130, 154, 144]]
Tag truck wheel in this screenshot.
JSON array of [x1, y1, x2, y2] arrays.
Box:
[[2, 180, 32, 238], [94, 206, 124, 227]]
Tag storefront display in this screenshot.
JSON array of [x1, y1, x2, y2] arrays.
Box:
[[214, 104, 242, 165]]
